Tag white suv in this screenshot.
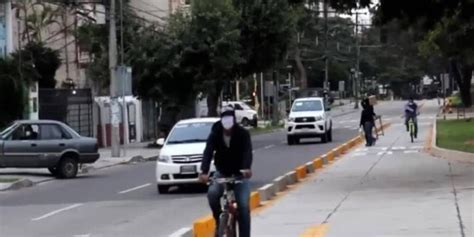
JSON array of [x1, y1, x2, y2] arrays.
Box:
[[222, 101, 258, 127], [286, 97, 332, 145], [155, 118, 218, 193]]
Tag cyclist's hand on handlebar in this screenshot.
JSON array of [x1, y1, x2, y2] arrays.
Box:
[[240, 169, 252, 179], [199, 173, 210, 183]]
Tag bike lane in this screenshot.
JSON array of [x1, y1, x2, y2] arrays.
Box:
[[251, 102, 473, 237]]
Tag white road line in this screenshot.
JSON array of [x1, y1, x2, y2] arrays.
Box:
[[169, 227, 192, 237], [263, 145, 275, 149], [73, 234, 90, 237], [32, 203, 83, 221], [355, 148, 369, 152], [392, 146, 406, 150], [410, 146, 424, 149], [351, 152, 367, 157], [404, 150, 419, 154], [118, 183, 151, 194]]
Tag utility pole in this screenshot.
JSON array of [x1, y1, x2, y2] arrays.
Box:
[[109, 0, 120, 157], [323, 0, 329, 91], [354, 12, 360, 109], [5, 0, 13, 54]]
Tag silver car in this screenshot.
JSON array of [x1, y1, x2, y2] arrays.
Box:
[[0, 120, 100, 178]]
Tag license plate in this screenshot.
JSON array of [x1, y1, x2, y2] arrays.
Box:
[[180, 165, 197, 174]]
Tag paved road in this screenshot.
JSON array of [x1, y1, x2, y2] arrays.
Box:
[[0, 100, 429, 237], [253, 99, 473, 237]]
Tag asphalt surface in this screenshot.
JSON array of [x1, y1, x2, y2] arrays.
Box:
[[0, 100, 426, 237]]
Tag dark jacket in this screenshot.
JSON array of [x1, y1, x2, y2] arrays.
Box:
[[360, 107, 375, 127], [201, 121, 253, 176]]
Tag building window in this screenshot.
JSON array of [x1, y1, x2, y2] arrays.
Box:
[[185, 0, 191, 5]]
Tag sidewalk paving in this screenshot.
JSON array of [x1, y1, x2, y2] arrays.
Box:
[[0, 142, 160, 190], [252, 110, 473, 236]]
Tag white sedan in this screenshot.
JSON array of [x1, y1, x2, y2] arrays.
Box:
[[155, 117, 218, 194]]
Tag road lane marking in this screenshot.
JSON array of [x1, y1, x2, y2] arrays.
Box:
[[264, 144, 275, 149], [118, 183, 151, 194], [32, 203, 83, 221], [169, 227, 192, 237], [300, 223, 329, 237], [73, 234, 90, 237], [403, 150, 419, 154], [391, 146, 406, 150]]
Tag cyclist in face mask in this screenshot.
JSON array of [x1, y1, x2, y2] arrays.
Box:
[[200, 105, 253, 237]]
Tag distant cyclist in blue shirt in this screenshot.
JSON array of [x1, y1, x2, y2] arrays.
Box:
[[404, 97, 418, 138]]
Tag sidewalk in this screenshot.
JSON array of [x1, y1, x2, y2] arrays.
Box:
[[0, 142, 160, 190], [252, 113, 473, 236]]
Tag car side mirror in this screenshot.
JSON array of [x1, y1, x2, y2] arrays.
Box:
[[156, 138, 165, 147]]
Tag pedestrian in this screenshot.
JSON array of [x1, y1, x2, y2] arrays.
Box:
[[360, 98, 376, 146]]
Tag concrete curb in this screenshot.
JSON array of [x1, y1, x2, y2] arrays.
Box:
[[305, 161, 315, 173], [321, 154, 329, 165], [258, 183, 277, 202], [273, 176, 288, 193], [0, 178, 33, 191], [285, 171, 298, 185], [430, 119, 474, 164]]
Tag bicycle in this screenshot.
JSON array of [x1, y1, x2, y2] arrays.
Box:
[[210, 176, 243, 237]]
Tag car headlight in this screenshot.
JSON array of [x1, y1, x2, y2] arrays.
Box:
[[158, 155, 170, 163], [315, 116, 324, 121], [288, 117, 295, 122]]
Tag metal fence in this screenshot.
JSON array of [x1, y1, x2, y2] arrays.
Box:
[[39, 89, 93, 137]]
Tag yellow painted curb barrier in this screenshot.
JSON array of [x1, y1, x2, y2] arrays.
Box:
[[341, 143, 348, 154], [327, 151, 335, 162], [313, 158, 323, 169], [295, 166, 307, 180], [193, 215, 215, 237], [250, 191, 261, 210]]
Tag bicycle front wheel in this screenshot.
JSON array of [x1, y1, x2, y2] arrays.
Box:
[[218, 212, 236, 237]]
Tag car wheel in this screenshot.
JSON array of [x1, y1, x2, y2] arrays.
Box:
[[328, 127, 333, 142], [294, 137, 300, 144], [287, 136, 294, 145], [57, 157, 78, 179], [242, 118, 250, 127], [158, 185, 169, 194], [321, 132, 328, 143], [48, 167, 59, 177]]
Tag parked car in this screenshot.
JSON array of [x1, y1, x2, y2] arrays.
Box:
[[286, 97, 333, 145], [0, 120, 100, 178], [222, 101, 258, 127], [155, 117, 218, 194]]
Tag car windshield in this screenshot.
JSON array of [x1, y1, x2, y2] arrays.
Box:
[[240, 103, 252, 110], [0, 122, 18, 139], [167, 122, 214, 144], [292, 100, 323, 112]]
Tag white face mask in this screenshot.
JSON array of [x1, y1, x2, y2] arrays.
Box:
[[221, 116, 234, 130]]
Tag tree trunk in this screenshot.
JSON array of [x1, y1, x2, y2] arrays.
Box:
[[207, 81, 223, 117], [294, 47, 307, 89], [450, 59, 473, 107]]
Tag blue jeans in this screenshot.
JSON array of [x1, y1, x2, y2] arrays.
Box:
[[363, 121, 375, 146], [208, 172, 251, 237]]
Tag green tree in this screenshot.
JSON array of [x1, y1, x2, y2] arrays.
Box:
[[11, 42, 62, 88], [375, 0, 474, 106], [186, 0, 242, 116]]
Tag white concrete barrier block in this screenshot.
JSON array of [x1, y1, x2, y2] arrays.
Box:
[[321, 155, 329, 165], [305, 161, 315, 173], [285, 171, 297, 185], [273, 176, 287, 192], [258, 183, 276, 202]]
